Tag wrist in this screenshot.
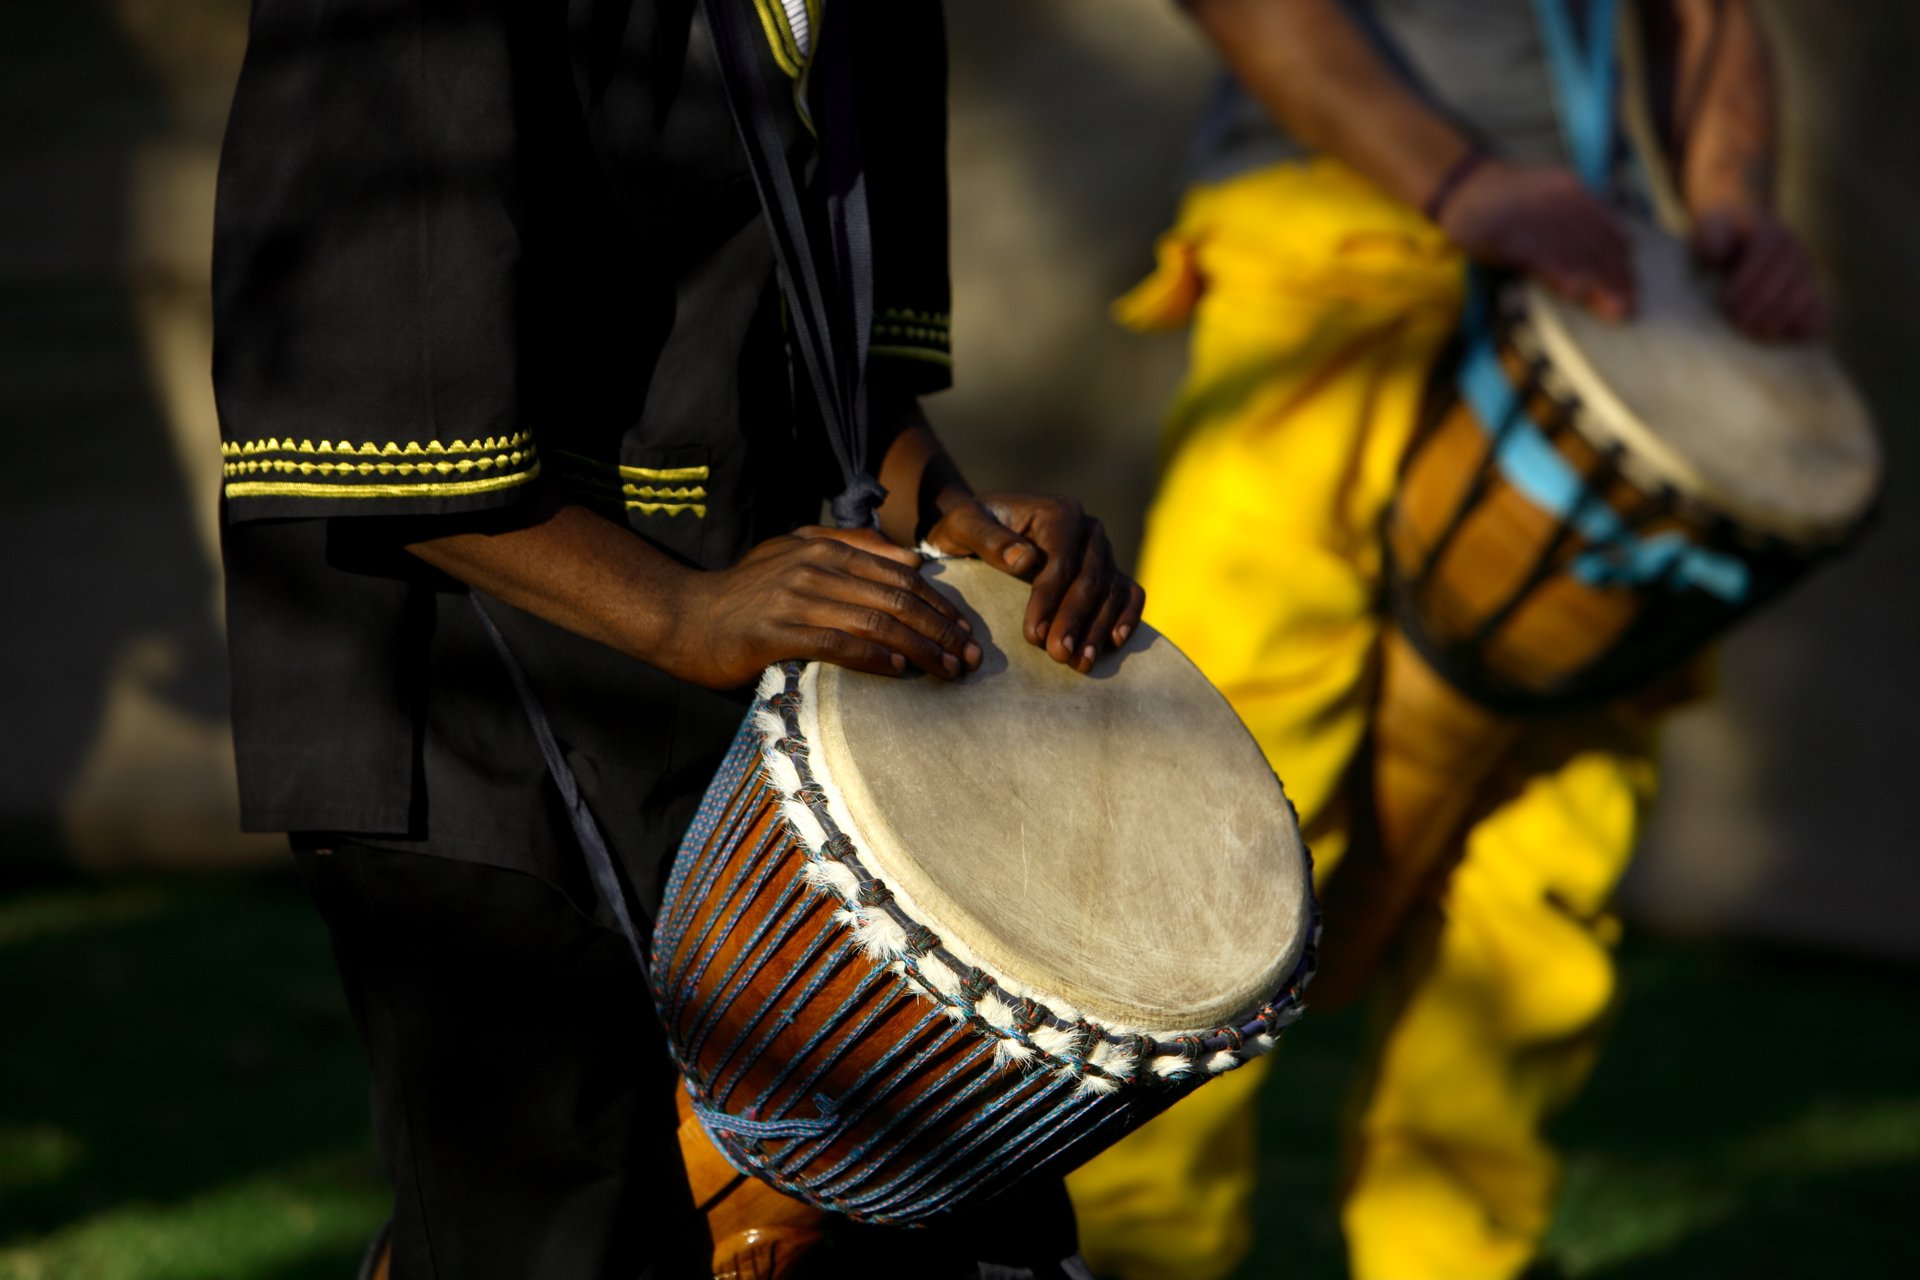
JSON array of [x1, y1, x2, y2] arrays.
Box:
[[1423, 146, 1490, 226], [624, 559, 713, 680]]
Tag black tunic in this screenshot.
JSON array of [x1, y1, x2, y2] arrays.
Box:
[[213, 0, 954, 910]]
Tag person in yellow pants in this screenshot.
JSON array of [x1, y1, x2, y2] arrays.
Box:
[[1066, 3, 1825, 1277]]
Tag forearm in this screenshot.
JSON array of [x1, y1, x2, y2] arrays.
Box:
[[1672, 0, 1778, 212], [875, 412, 972, 549], [1181, 0, 1474, 208], [405, 493, 701, 672]]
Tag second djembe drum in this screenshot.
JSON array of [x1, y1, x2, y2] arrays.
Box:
[[1388, 216, 1881, 711]]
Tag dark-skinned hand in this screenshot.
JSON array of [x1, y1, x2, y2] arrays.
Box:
[[674, 527, 980, 690], [1691, 205, 1828, 342], [1439, 158, 1637, 321], [925, 493, 1147, 674]]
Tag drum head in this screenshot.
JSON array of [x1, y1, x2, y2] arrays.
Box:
[[810, 558, 1311, 1033], [1525, 218, 1880, 544]]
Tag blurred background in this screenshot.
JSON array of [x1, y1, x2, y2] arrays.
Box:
[[2, 1, 1914, 1276]]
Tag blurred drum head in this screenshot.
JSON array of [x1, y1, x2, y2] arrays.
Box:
[[1523, 216, 1880, 546]]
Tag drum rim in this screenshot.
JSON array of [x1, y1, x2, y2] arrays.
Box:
[[1512, 273, 1881, 547], [750, 661, 1319, 1091]]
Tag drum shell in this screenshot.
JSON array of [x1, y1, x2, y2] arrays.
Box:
[[1386, 337, 1820, 711], [651, 716, 1201, 1225]]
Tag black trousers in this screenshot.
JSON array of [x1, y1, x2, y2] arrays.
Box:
[[295, 842, 1085, 1280], [295, 842, 707, 1279]]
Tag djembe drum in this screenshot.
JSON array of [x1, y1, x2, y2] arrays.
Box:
[[1315, 216, 1882, 1004], [652, 557, 1318, 1272]]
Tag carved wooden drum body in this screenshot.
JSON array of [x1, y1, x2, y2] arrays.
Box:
[[652, 559, 1317, 1225], [1389, 217, 1881, 710]]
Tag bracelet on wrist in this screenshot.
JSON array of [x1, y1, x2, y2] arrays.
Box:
[[1422, 148, 1489, 225]]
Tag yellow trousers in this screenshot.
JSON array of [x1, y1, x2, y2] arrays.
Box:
[[1066, 162, 1660, 1280]]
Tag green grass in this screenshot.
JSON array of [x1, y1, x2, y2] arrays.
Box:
[[0, 877, 386, 1280], [2, 877, 1915, 1279], [1235, 936, 1920, 1278]]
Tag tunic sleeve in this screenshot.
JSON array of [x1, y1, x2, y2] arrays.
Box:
[[855, 1, 954, 401], [212, 0, 564, 520]]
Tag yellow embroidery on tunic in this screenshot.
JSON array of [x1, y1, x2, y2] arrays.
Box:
[[751, 0, 804, 77], [225, 461, 542, 501], [870, 345, 954, 368], [627, 501, 708, 518], [871, 309, 951, 365], [222, 450, 535, 480], [619, 464, 709, 483], [876, 308, 950, 328], [551, 451, 712, 517], [221, 432, 534, 459]]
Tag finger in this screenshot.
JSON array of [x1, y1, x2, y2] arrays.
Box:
[[785, 624, 906, 678], [1727, 241, 1805, 341], [1690, 210, 1741, 269], [1112, 578, 1146, 648], [792, 524, 923, 570], [1577, 228, 1636, 319], [1076, 577, 1133, 673], [1781, 282, 1830, 340], [1045, 522, 1115, 666], [1540, 260, 1629, 323], [929, 500, 1041, 577], [809, 598, 967, 679], [814, 568, 979, 669], [1757, 240, 1827, 340], [828, 544, 972, 634], [1021, 502, 1088, 648]]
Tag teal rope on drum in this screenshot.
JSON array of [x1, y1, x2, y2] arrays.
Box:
[[1457, 313, 1752, 603]]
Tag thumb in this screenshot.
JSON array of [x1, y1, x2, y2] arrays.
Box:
[[929, 501, 1041, 578]]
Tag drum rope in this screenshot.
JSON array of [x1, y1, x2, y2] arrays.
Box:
[[680, 872, 812, 1055], [703, 928, 854, 1097], [1455, 297, 1752, 601]]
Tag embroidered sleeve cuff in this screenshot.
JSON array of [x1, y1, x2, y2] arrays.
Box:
[[220, 431, 540, 520], [869, 308, 952, 393]]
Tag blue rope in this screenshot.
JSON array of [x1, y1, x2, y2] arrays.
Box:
[[682, 875, 811, 1061], [706, 928, 854, 1103], [671, 820, 788, 1028], [752, 967, 897, 1117], [689, 1093, 838, 1142], [844, 1058, 1064, 1213], [1455, 294, 1751, 602], [805, 1037, 997, 1193]]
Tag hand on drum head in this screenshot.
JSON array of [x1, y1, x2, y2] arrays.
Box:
[[674, 528, 982, 689], [924, 494, 1147, 674], [1691, 206, 1830, 342], [1438, 158, 1637, 322]]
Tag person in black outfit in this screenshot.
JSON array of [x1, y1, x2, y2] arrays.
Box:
[[212, 3, 1141, 1277]]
